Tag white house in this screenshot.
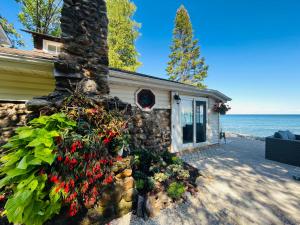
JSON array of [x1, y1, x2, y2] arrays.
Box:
[[0, 32, 231, 152]]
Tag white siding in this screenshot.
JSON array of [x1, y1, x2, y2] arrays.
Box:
[[207, 98, 220, 144], [0, 59, 55, 101], [108, 84, 171, 109]]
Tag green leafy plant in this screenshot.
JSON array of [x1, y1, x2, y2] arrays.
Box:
[[153, 172, 169, 183], [0, 113, 76, 225], [132, 149, 162, 174], [171, 156, 183, 165], [167, 182, 185, 200], [135, 179, 144, 191], [167, 164, 190, 180]]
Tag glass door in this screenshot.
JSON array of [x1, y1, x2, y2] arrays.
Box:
[[196, 101, 206, 143], [181, 99, 194, 144]]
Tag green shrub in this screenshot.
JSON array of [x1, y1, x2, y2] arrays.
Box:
[[132, 149, 162, 174], [0, 113, 75, 225], [167, 164, 190, 180], [135, 179, 145, 191], [171, 156, 183, 165], [167, 182, 185, 199], [153, 172, 169, 183]]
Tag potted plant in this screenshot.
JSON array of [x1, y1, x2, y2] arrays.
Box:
[[213, 102, 231, 115]]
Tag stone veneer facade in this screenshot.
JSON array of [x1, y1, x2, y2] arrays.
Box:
[[0, 102, 29, 145], [129, 108, 171, 152], [0, 103, 172, 152]]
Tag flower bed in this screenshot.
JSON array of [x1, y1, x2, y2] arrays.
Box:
[[0, 93, 200, 225]]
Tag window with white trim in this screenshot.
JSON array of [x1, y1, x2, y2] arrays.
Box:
[[43, 40, 62, 54]]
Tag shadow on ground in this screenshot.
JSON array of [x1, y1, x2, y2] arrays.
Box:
[[111, 137, 300, 225]]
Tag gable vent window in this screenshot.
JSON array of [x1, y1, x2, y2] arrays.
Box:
[[136, 89, 156, 111], [43, 40, 62, 54]]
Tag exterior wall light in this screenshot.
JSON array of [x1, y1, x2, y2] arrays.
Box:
[[174, 94, 181, 104]]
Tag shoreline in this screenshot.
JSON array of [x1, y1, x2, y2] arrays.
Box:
[[226, 132, 266, 141]]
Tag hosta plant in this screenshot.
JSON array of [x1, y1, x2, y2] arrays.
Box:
[[0, 113, 76, 225]]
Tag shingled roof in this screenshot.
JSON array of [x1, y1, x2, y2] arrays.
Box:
[[0, 46, 55, 61]]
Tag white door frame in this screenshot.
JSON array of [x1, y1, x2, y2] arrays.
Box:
[[171, 92, 208, 153]]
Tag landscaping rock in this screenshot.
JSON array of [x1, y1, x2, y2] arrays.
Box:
[[122, 177, 134, 191], [145, 194, 161, 218], [122, 188, 137, 202], [0, 103, 29, 145], [116, 169, 132, 179], [117, 199, 133, 217]]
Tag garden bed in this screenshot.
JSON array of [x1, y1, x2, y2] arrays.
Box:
[[0, 94, 201, 225]]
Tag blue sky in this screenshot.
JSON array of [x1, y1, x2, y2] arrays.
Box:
[[1, 0, 300, 114]]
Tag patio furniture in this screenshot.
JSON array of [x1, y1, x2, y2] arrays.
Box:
[[265, 131, 300, 167]]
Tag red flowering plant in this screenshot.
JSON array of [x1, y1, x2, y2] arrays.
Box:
[[48, 95, 131, 217], [213, 102, 231, 115]]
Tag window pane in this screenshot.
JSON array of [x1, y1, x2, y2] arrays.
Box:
[[48, 44, 57, 52], [196, 101, 206, 143], [181, 99, 193, 144]]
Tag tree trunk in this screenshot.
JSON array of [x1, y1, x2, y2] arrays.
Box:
[[54, 0, 110, 96]]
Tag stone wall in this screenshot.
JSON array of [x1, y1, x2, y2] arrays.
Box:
[[0, 102, 29, 145], [77, 157, 136, 225], [129, 107, 171, 152]]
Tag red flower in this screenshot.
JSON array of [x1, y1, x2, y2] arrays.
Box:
[[82, 181, 89, 193], [68, 201, 78, 217], [50, 175, 59, 183], [100, 159, 108, 164], [86, 170, 92, 177], [71, 158, 78, 165], [69, 179, 75, 188], [71, 143, 77, 153], [60, 182, 65, 188], [64, 156, 70, 164], [116, 156, 123, 161], [92, 164, 101, 173], [94, 173, 103, 180], [104, 175, 113, 184], [108, 130, 117, 138], [64, 183, 70, 194], [57, 156, 63, 161], [103, 138, 111, 145]]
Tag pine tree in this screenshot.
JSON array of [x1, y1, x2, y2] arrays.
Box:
[[166, 5, 208, 89], [107, 0, 141, 71]]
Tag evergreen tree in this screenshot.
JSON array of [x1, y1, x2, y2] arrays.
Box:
[[15, 0, 62, 36], [107, 0, 141, 71], [166, 5, 208, 89], [0, 15, 24, 47]]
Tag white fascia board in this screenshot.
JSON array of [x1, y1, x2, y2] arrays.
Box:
[[0, 53, 53, 66], [109, 70, 231, 102]]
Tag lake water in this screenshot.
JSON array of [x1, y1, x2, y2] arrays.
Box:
[[220, 114, 300, 137]]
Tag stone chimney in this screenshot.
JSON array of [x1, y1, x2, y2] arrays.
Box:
[[27, 0, 110, 110]]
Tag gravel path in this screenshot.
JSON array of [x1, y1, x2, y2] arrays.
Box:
[[112, 137, 300, 225]]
